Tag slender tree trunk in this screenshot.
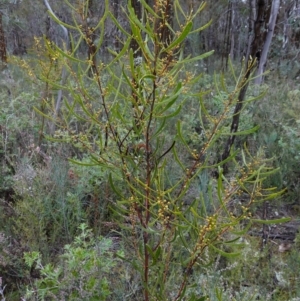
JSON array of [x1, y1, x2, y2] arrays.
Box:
[[282, 3, 292, 51], [113, 0, 120, 51], [255, 0, 280, 85], [229, 2, 235, 61], [130, 0, 142, 58], [222, 1, 232, 70], [221, 0, 266, 166], [296, 0, 300, 15], [245, 0, 257, 60], [0, 12, 7, 66]]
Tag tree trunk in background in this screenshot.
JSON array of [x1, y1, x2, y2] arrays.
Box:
[[282, 2, 293, 52], [245, 0, 257, 60], [130, 0, 142, 58], [222, 1, 232, 70], [113, 0, 120, 51], [255, 0, 280, 85], [229, 1, 235, 61], [221, 0, 267, 167], [0, 12, 7, 66]]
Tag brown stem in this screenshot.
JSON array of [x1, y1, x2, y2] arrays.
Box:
[[173, 227, 230, 301]]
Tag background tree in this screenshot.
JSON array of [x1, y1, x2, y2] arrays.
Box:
[[0, 12, 7, 66], [221, 0, 272, 165], [255, 0, 281, 85]]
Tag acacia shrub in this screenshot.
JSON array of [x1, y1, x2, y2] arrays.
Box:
[[25, 0, 288, 300]]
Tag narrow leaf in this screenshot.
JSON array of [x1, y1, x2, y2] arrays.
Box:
[[221, 125, 260, 136], [176, 121, 189, 149], [178, 50, 214, 64], [165, 21, 193, 51], [252, 217, 291, 225], [211, 245, 240, 258], [109, 173, 125, 199], [158, 105, 182, 119]]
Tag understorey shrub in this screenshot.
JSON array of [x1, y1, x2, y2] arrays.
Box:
[[24, 223, 121, 300]]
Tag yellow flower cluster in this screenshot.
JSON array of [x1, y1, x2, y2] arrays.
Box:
[[157, 197, 170, 225], [197, 215, 217, 249]]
